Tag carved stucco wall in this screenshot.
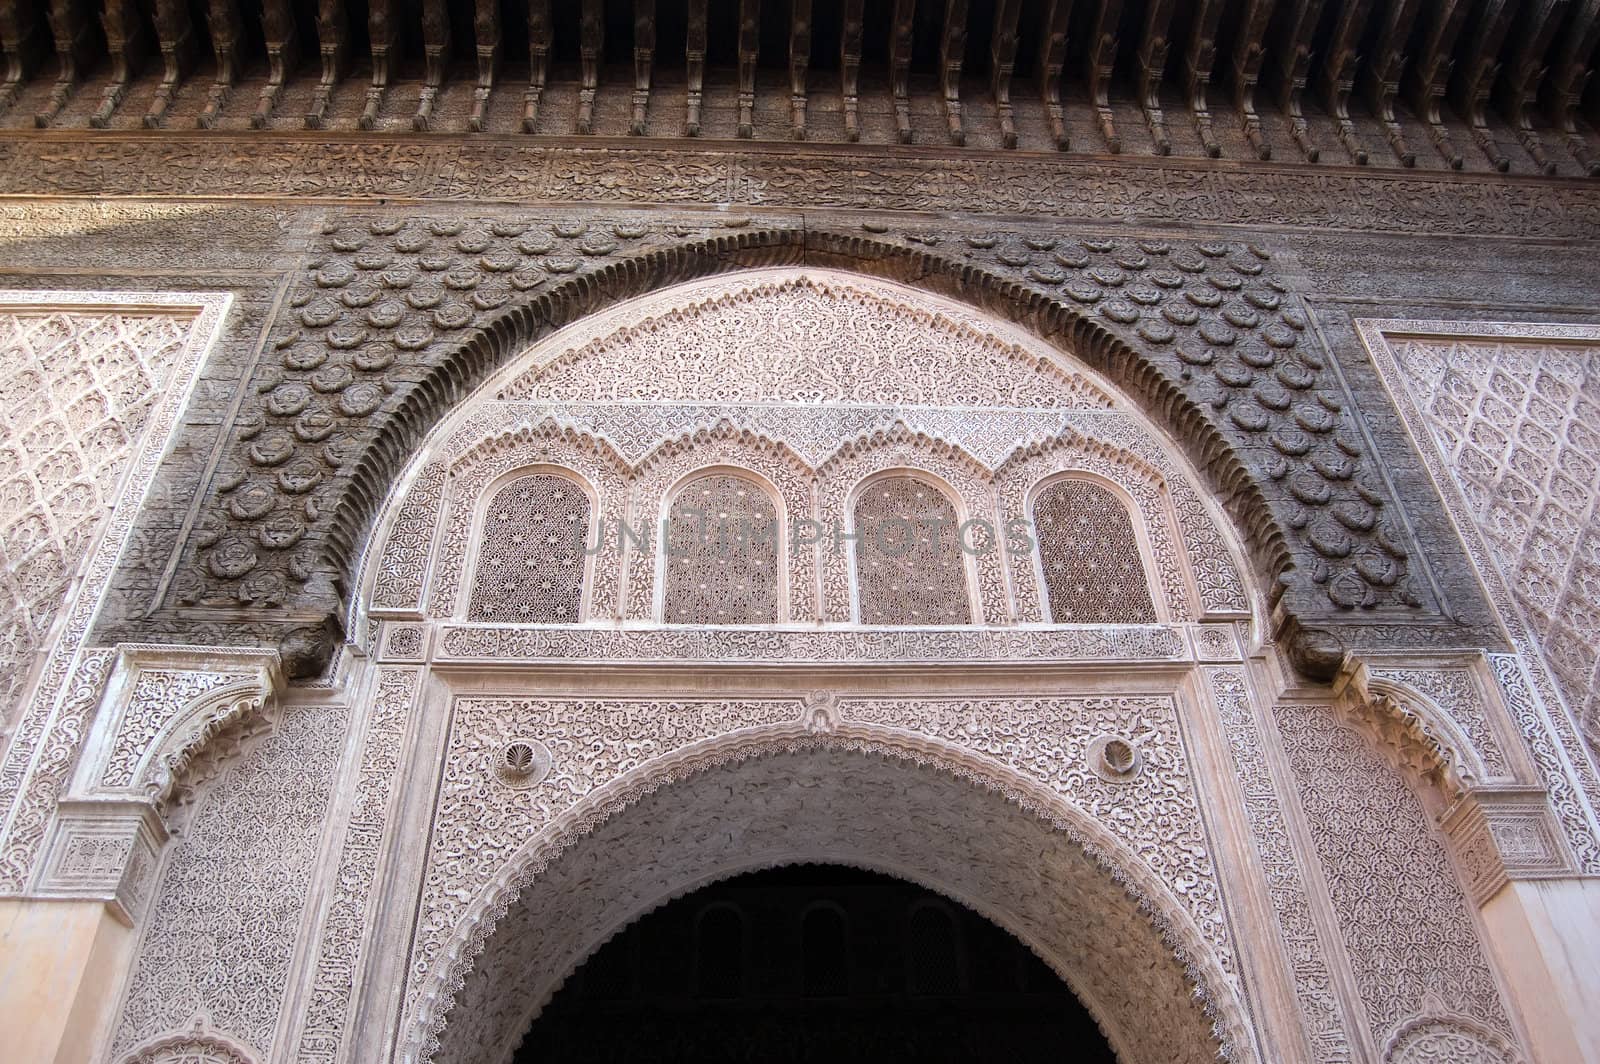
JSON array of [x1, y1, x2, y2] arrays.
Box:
[[1376, 329, 1600, 749], [110, 703, 348, 1061], [357, 269, 1251, 640], [1274, 700, 1521, 1062], [128, 218, 1436, 679], [0, 309, 190, 723], [405, 702, 1249, 1064]]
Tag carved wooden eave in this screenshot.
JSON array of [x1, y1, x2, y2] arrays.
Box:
[[0, 0, 1593, 175]]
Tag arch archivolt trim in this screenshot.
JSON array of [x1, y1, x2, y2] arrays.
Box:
[[400, 716, 1255, 1064]]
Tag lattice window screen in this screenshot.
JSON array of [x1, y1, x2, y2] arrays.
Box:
[[1033, 480, 1157, 623], [467, 473, 590, 622], [852, 475, 972, 625], [662, 472, 782, 624]]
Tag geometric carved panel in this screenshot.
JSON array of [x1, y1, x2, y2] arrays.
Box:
[[662, 472, 781, 625], [0, 311, 189, 723], [467, 473, 590, 623], [1034, 479, 1157, 623], [1387, 335, 1600, 745], [851, 475, 972, 625]]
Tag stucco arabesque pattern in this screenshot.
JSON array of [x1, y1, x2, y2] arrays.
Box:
[[0, 293, 227, 895], [1274, 701, 1521, 1057], [1358, 321, 1600, 874], [1205, 667, 1354, 1063], [110, 703, 348, 1061], [402, 699, 1253, 1064], [0, 310, 189, 724], [188, 220, 1410, 657], [361, 272, 1249, 632]]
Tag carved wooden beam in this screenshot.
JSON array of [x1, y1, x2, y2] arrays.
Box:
[[841, 0, 865, 140], [1182, 0, 1225, 156], [1410, 0, 1471, 168], [1136, 0, 1176, 154], [1037, 0, 1075, 150], [939, 0, 969, 145], [470, 0, 502, 132], [0, 0, 43, 116], [1084, 0, 1123, 151], [198, 0, 241, 128], [0, 0, 46, 117], [1362, 0, 1421, 165], [990, 0, 1023, 148], [306, 0, 349, 129], [737, 0, 760, 138], [253, 0, 297, 128], [1320, 0, 1374, 163], [524, 0, 552, 132], [36, 0, 90, 127], [144, 0, 195, 127], [577, 0, 603, 133], [788, 0, 811, 139], [415, 0, 451, 131], [91, 0, 148, 127], [1274, 0, 1325, 161], [891, 0, 916, 143], [363, 0, 397, 130], [1454, 0, 1516, 170], [686, 0, 707, 135], [632, 0, 656, 135], [1501, 0, 1569, 174], [1231, 0, 1276, 159], [1546, 0, 1600, 174]]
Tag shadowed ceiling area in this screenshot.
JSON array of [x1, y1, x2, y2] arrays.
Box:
[[513, 863, 1118, 1063]]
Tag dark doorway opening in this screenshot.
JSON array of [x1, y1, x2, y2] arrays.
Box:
[[512, 864, 1118, 1063]]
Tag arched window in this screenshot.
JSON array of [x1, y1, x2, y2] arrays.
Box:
[[905, 901, 962, 995], [662, 471, 781, 624], [694, 903, 746, 999], [852, 474, 972, 625], [1033, 479, 1157, 624], [801, 904, 850, 997], [467, 472, 590, 622]]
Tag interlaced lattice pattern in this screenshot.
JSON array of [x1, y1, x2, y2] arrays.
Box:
[[0, 311, 188, 723], [467, 474, 590, 622], [663, 472, 781, 624], [1034, 480, 1157, 624], [1392, 337, 1600, 743], [852, 476, 972, 625]]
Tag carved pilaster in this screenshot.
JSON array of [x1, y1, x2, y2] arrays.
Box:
[[33, 799, 167, 925], [1441, 789, 1574, 905]]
